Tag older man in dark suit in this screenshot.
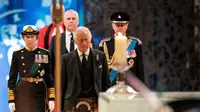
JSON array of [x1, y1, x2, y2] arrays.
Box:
[[61, 26, 109, 112], [49, 10, 94, 80]]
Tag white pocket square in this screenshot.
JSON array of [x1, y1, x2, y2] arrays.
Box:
[[98, 65, 102, 68]]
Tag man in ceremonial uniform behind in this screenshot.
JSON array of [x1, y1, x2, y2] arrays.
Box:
[[99, 11, 145, 85], [61, 26, 109, 112], [7, 25, 55, 112]]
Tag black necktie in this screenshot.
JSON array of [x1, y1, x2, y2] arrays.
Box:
[[70, 33, 74, 52], [82, 53, 87, 67]]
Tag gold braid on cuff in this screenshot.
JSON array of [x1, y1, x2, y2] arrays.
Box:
[[48, 88, 55, 98], [8, 88, 14, 101]]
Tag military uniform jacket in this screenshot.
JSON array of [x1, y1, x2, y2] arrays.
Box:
[[8, 47, 55, 111], [99, 36, 145, 84]]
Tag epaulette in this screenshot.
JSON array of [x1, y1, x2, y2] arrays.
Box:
[[99, 37, 111, 47], [14, 47, 24, 52], [128, 36, 142, 45]]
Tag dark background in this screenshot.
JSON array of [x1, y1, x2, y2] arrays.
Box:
[[84, 0, 200, 91]]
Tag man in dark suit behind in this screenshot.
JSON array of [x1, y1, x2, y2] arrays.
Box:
[[61, 26, 109, 112], [49, 10, 79, 79], [49, 10, 94, 79]]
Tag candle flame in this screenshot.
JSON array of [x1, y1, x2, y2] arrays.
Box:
[[117, 32, 123, 36]]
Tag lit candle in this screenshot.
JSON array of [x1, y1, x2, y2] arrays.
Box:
[[114, 32, 128, 66]]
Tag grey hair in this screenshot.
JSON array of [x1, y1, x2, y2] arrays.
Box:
[[64, 10, 79, 21], [74, 26, 92, 41]]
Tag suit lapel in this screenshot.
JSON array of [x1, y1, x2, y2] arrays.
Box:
[[91, 49, 99, 81], [61, 32, 68, 54], [69, 50, 81, 83]]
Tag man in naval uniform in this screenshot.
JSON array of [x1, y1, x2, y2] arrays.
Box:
[[8, 25, 55, 112], [99, 11, 145, 86]]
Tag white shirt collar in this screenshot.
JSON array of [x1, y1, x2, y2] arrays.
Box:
[[65, 30, 77, 52], [65, 30, 74, 36], [77, 48, 90, 57]]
